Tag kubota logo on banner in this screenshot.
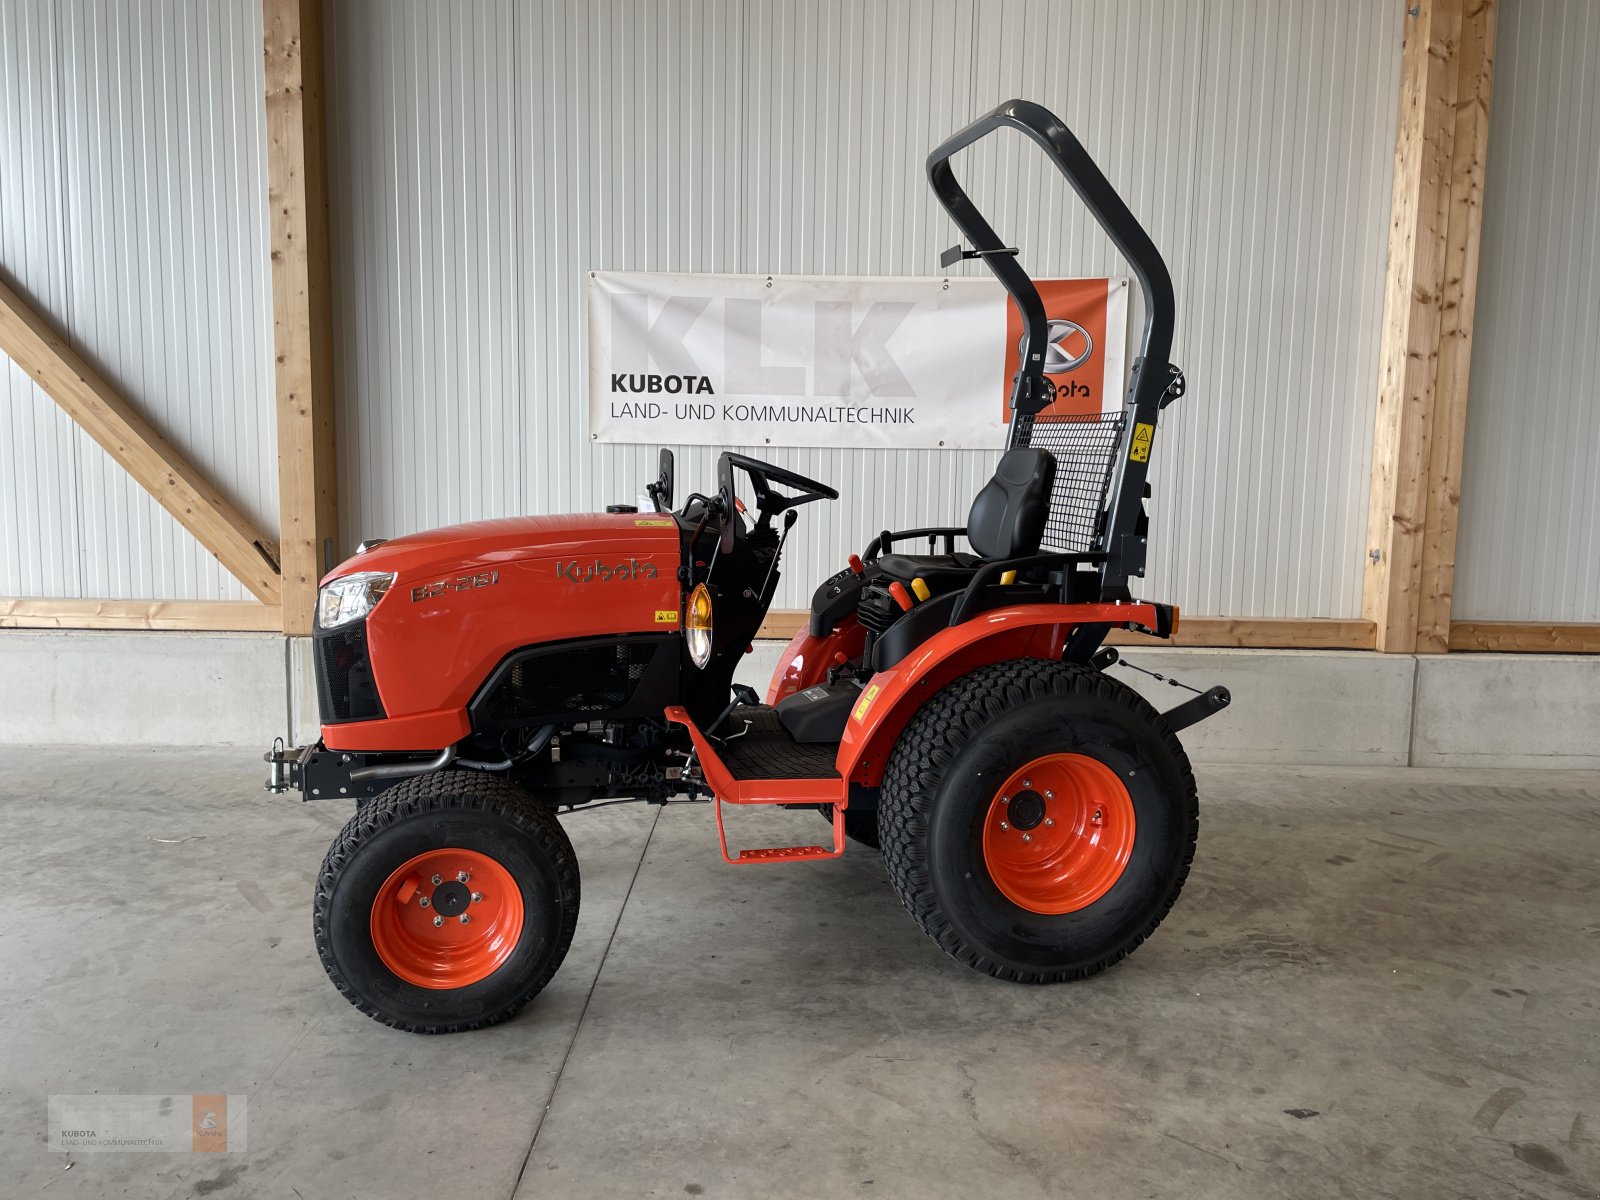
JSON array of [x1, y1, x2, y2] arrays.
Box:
[[587, 271, 1126, 450]]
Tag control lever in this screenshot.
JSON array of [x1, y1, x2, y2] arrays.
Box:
[[706, 683, 762, 737]]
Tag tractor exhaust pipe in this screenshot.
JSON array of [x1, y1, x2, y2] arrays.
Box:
[[349, 744, 459, 782]]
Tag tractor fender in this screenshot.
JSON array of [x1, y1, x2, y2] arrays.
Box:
[[765, 615, 867, 704], [835, 602, 1162, 786]]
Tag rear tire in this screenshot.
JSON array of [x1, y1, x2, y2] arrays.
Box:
[[313, 770, 579, 1033], [879, 659, 1197, 982]]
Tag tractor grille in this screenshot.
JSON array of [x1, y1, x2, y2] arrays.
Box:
[[473, 637, 672, 728], [314, 624, 386, 724], [1016, 412, 1126, 553]]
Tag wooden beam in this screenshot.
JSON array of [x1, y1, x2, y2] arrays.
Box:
[[0, 598, 283, 632], [0, 278, 283, 604], [1448, 622, 1600, 654], [1363, 0, 1464, 652], [265, 0, 338, 637], [1416, 0, 1497, 652], [754, 611, 1377, 651], [1106, 618, 1377, 651]]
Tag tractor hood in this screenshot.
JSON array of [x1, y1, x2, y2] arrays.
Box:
[[315, 511, 688, 750], [324, 512, 682, 586]]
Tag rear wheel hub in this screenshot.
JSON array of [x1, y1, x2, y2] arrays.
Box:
[[982, 753, 1136, 915], [1006, 790, 1046, 830]]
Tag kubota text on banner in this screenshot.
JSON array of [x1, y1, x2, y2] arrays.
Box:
[[587, 271, 1126, 450]]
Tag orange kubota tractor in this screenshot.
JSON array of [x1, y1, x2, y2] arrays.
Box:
[[266, 99, 1229, 1033]]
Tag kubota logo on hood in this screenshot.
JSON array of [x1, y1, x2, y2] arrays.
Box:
[[556, 558, 659, 584]]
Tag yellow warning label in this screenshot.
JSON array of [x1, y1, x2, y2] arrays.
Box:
[[654, 609, 678, 624], [1129, 422, 1155, 463], [852, 683, 882, 724], [634, 518, 675, 527]]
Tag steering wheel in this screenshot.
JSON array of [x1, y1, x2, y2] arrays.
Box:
[[716, 452, 839, 552]]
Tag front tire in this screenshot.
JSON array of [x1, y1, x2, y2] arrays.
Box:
[[879, 659, 1197, 982], [313, 771, 579, 1033]]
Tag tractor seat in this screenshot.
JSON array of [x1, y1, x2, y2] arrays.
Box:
[[874, 551, 979, 588], [874, 447, 1057, 588]]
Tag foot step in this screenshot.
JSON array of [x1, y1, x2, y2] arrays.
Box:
[[716, 797, 846, 865]]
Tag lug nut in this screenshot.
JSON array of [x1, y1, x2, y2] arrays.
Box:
[[459, 914, 471, 925], [471, 892, 483, 903], [1023, 779, 1032, 788], [431, 874, 443, 885], [1022, 833, 1032, 843], [457, 871, 470, 883], [1000, 795, 1010, 804], [418, 895, 430, 908], [1045, 790, 1054, 799], [1093, 809, 1103, 821], [432, 915, 444, 928], [999, 821, 1009, 831]]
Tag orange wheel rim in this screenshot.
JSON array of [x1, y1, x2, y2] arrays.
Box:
[[981, 753, 1136, 915], [369, 849, 524, 989]]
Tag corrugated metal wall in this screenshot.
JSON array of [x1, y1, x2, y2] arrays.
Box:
[[325, 0, 1402, 618], [0, 1, 1404, 618], [0, 0, 274, 601], [1454, 0, 1600, 623]]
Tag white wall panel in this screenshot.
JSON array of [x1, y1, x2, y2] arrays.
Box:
[[328, 0, 1401, 618], [1, 0, 82, 597], [1455, 0, 1600, 623], [0, 0, 275, 601]]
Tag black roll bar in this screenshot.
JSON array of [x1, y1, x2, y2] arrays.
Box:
[[926, 98, 1181, 594]]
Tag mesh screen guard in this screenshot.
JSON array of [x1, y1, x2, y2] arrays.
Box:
[[1013, 412, 1126, 554]]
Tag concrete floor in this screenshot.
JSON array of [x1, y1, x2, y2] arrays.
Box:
[[3, 749, 1598, 1199]]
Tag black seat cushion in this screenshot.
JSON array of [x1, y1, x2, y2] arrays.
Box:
[[874, 551, 979, 587], [965, 447, 1056, 561]]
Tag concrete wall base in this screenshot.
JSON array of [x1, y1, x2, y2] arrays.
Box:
[[0, 630, 288, 747], [2, 631, 1595, 769]]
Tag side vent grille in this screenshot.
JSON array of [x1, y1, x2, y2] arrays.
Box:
[[473, 637, 675, 728]]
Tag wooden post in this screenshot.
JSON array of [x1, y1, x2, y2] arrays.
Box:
[[0, 278, 283, 603], [1364, 0, 1497, 652], [1416, 1, 1496, 652], [264, 0, 337, 637]]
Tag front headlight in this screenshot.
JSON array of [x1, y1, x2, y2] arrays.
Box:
[[686, 583, 714, 668], [317, 571, 396, 630]]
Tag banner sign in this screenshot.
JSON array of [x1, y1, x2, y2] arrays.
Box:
[[587, 271, 1126, 450]]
